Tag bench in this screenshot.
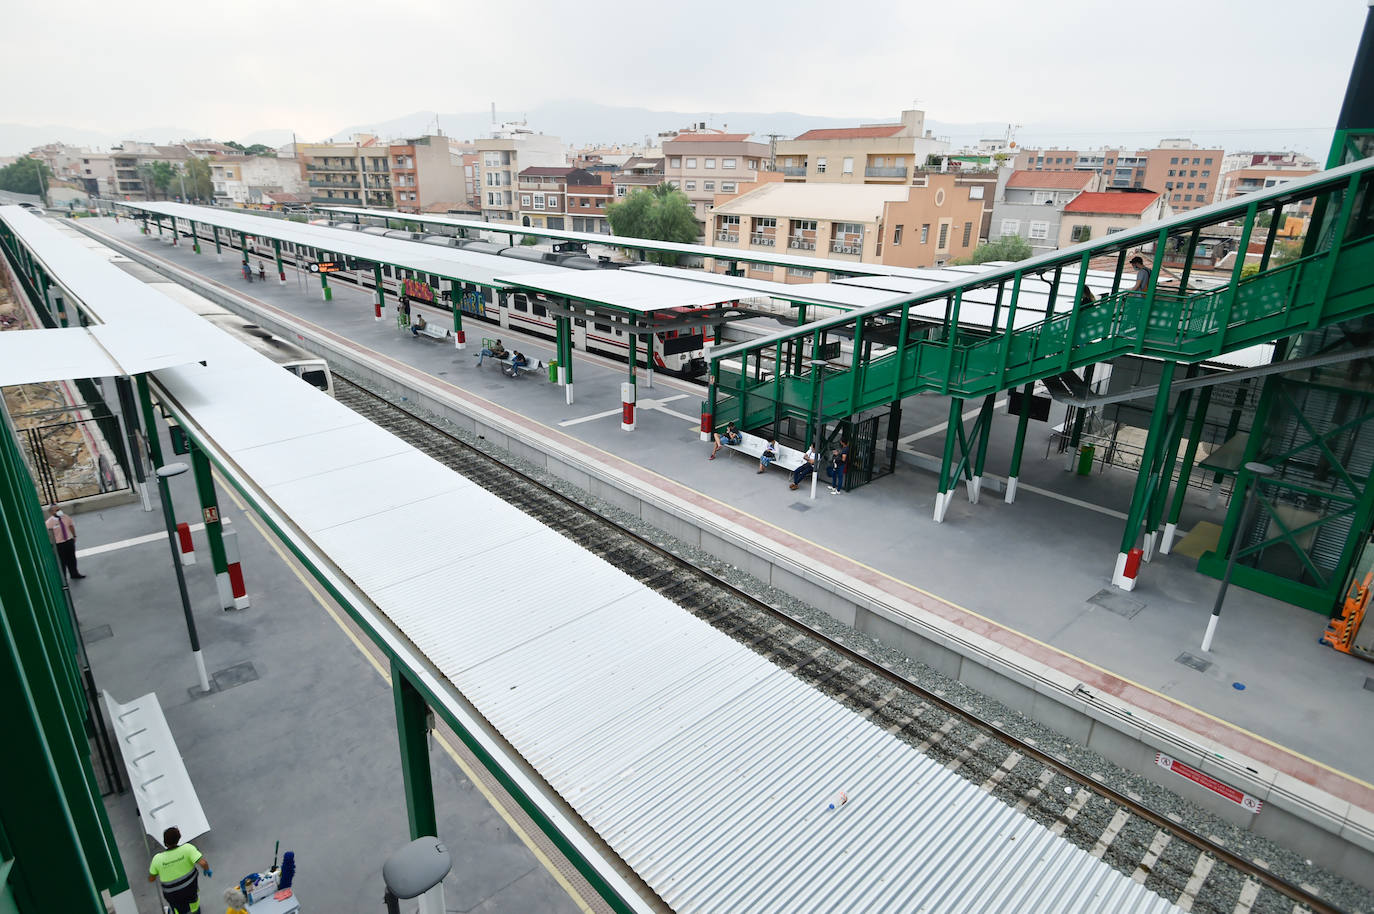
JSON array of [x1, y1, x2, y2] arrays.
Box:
[[718, 429, 808, 473], [474, 337, 544, 378], [409, 320, 449, 341]]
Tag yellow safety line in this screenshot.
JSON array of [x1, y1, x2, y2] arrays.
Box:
[[215, 478, 598, 913]]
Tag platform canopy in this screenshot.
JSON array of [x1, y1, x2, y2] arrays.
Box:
[[625, 263, 894, 311], [496, 268, 750, 314]]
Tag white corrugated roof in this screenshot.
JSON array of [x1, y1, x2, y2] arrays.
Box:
[[627, 263, 893, 309], [711, 182, 911, 224], [12, 211, 1181, 914], [495, 269, 746, 313]]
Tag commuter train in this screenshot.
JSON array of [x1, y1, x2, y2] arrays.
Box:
[[202, 221, 713, 377]]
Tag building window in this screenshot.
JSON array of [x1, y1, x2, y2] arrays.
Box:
[[670, 157, 681, 168], [895, 156, 905, 168], [1070, 224, 1092, 243], [521, 194, 531, 206], [685, 181, 696, 191], [548, 195, 559, 208], [754, 217, 776, 229], [842, 156, 854, 174], [787, 267, 815, 278], [704, 181, 715, 191], [617, 186, 627, 196], [1170, 157, 1179, 164], [723, 158, 736, 168], [721, 182, 736, 193], [1199, 182, 1207, 189], [533, 193, 545, 210], [999, 219, 1019, 237], [1028, 221, 1049, 240], [816, 156, 827, 174], [893, 224, 903, 245], [686, 157, 697, 168], [751, 263, 773, 274], [704, 158, 716, 169], [921, 223, 930, 243], [962, 222, 972, 246], [968, 185, 984, 200], [1205, 157, 1213, 165], [747, 159, 758, 169], [937, 224, 949, 248]]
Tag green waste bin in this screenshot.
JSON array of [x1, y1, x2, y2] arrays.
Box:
[[1076, 444, 1095, 476], [548, 359, 558, 383]]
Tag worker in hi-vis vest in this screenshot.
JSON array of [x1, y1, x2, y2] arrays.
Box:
[[148, 826, 211, 914]]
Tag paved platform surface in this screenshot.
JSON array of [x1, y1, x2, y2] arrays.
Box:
[[70, 423, 599, 912], [95, 219, 1374, 804]]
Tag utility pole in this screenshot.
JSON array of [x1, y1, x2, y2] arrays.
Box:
[[765, 134, 786, 172]]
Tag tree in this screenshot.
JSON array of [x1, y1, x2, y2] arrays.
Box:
[[183, 157, 214, 201], [225, 140, 276, 157], [952, 234, 1033, 265], [0, 157, 51, 197], [606, 182, 699, 264]]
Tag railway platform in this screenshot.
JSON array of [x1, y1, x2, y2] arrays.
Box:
[[88, 215, 1374, 882], [63, 418, 601, 913]]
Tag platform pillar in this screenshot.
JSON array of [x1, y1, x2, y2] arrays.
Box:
[[392, 659, 439, 841], [970, 393, 995, 504], [1145, 369, 1198, 559], [273, 238, 285, 283], [373, 263, 385, 320], [319, 252, 332, 301], [628, 329, 638, 390], [450, 280, 465, 349], [135, 373, 164, 469], [1005, 383, 1033, 503], [1162, 387, 1212, 555], [190, 219, 200, 253], [54, 293, 68, 329], [1064, 364, 1095, 471], [212, 225, 222, 261], [169, 215, 177, 245], [934, 397, 963, 523], [189, 441, 232, 610], [1114, 361, 1176, 588]]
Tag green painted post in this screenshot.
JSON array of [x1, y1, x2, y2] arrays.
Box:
[[971, 393, 996, 502], [1065, 363, 1096, 467], [890, 304, 911, 399], [848, 316, 866, 410], [391, 660, 439, 840], [1061, 252, 1093, 371], [189, 441, 232, 610], [451, 281, 465, 349], [1161, 386, 1213, 554], [1176, 225, 1201, 293], [1115, 361, 1176, 585], [54, 293, 68, 329], [1136, 227, 1170, 353], [796, 301, 809, 327], [190, 219, 201, 253], [319, 252, 333, 301], [273, 239, 285, 282], [1307, 173, 1361, 328], [156, 215, 164, 236], [373, 263, 385, 321], [934, 397, 963, 522], [1005, 382, 1034, 504], [996, 272, 1024, 388], [943, 289, 963, 395], [628, 327, 638, 388], [772, 340, 784, 426], [212, 225, 222, 261], [562, 310, 575, 404], [705, 361, 720, 438], [1146, 379, 1196, 542], [136, 373, 165, 469], [1215, 202, 1259, 355]]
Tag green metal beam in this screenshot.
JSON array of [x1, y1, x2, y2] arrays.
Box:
[[392, 659, 438, 840]]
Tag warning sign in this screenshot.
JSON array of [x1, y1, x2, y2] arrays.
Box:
[[1155, 753, 1263, 813]]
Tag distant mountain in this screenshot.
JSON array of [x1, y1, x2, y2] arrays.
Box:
[[240, 128, 297, 149]]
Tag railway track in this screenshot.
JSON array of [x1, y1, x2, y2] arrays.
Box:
[[336, 373, 1341, 914]]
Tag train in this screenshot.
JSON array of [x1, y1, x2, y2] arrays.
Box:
[[200, 220, 714, 376]]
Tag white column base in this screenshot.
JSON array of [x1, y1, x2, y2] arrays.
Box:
[[234, 592, 251, 611], [180, 550, 196, 566], [321, 287, 329, 301], [1111, 551, 1137, 590], [933, 490, 951, 523], [701, 429, 711, 442], [1065, 448, 1077, 471], [1142, 531, 1158, 563], [1160, 522, 1178, 555], [216, 253, 223, 263], [192, 649, 211, 694], [418, 884, 446, 914], [968, 475, 982, 504], [557, 365, 567, 387], [216, 572, 234, 612], [279, 276, 286, 284], [110, 889, 139, 914], [1200, 613, 1220, 653], [1004, 476, 1019, 504], [621, 382, 635, 431], [565, 382, 574, 405], [455, 336, 465, 350], [139, 481, 154, 512], [1206, 478, 1221, 510]]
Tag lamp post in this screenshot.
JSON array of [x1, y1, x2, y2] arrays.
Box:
[[1201, 461, 1275, 653], [808, 358, 827, 500], [155, 462, 211, 693]]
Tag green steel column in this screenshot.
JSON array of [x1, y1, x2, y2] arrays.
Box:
[[1005, 382, 1034, 504], [562, 311, 575, 405], [1065, 363, 1096, 468], [1214, 202, 1260, 355], [373, 264, 386, 321], [319, 252, 332, 301], [1308, 173, 1361, 328], [135, 374, 164, 468], [391, 660, 438, 840], [1211, 376, 1281, 564], [1145, 379, 1197, 552], [704, 361, 720, 439], [996, 272, 1025, 388], [272, 239, 284, 282], [190, 220, 200, 253], [1161, 386, 1213, 555], [628, 328, 638, 388], [796, 301, 808, 326], [155, 215, 163, 236], [212, 225, 222, 260], [189, 442, 229, 607], [934, 397, 964, 523], [1135, 228, 1170, 353], [942, 290, 963, 394], [450, 281, 465, 349], [971, 393, 996, 502], [890, 304, 910, 400], [1115, 361, 1176, 586], [169, 215, 177, 246], [847, 317, 865, 410]]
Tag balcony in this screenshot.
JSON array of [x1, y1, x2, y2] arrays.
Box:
[[716, 231, 739, 243], [311, 194, 360, 204], [309, 179, 360, 189], [788, 238, 816, 251], [750, 233, 776, 247], [306, 163, 356, 172], [865, 166, 907, 178], [830, 240, 863, 255], [781, 166, 807, 177]]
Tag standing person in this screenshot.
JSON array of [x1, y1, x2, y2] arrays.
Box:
[[46, 506, 84, 579], [257, 262, 266, 283], [148, 826, 211, 914], [1130, 255, 1178, 292], [241, 260, 252, 282], [757, 438, 778, 474], [789, 443, 817, 490], [710, 421, 741, 459], [829, 436, 850, 494]]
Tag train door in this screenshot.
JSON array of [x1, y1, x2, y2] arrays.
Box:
[[572, 316, 587, 350]]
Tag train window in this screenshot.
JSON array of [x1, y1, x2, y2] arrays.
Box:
[[594, 322, 611, 333], [429, 274, 439, 287], [532, 302, 547, 318], [574, 318, 586, 328], [300, 369, 329, 392], [384, 265, 394, 278], [513, 296, 528, 313]]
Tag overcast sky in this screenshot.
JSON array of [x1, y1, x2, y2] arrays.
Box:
[[3, 0, 1367, 151]]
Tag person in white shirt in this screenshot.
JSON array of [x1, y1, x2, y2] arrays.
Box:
[[789, 444, 817, 490]]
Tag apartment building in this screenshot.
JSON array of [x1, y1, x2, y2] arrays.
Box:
[[772, 110, 950, 186], [209, 155, 307, 206], [1015, 140, 1223, 212], [516, 167, 610, 232], [299, 136, 393, 209], [612, 157, 663, 200], [1057, 190, 1170, 249], [877, 174, 991, 269], [662, 132, 769, 232], [474, 123, 565, 223], [989, 170, 1103, 256], [1216, 152, 1319, 213], [108, 142, 190, 200], [389, 136, 466, 213]]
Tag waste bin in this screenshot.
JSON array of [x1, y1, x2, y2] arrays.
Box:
[[547, 359, 558, 383], [1076, 444, 1095, 476]]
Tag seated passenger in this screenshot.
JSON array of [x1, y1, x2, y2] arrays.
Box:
[[505, 351, 529, 377], [710, 421, 742, 459], [758, 438, 778, 474], [411, 314, 428, 336], [789, 443, 817, 490], [475, 339, 508, 367]]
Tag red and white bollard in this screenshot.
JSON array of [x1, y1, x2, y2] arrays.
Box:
[[700, 411, 713, 443], [176, 522, 196, 565], [1113, 547, 1144, 592], [621, 382, 636, 432], [454, 328, 466, 351], [222, 527, 250, 610]]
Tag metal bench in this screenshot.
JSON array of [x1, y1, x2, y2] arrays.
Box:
[[410, 321, 449, 341], [721, 430, 807, 473]]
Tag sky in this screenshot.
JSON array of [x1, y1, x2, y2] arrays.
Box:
[[2, 0, 1367, 154]]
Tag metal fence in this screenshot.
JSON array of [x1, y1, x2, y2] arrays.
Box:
[[16, 412, 134, 506]]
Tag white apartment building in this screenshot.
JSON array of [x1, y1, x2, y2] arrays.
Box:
[[661, 131, 770, 236], [475, 123, 565, 223]]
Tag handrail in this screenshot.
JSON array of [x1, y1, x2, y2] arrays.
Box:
[[710, 155, 1374, 362]]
